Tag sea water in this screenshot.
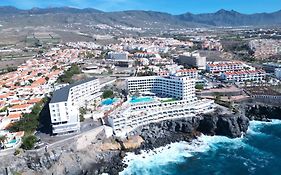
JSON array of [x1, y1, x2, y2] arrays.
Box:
[[120, 120, 281, 175]]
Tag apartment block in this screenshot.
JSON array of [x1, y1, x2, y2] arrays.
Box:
[[177, 52, 206, 70], [221, 70, 266, 83], [249, 39, 281, 59], [49, 77, 100, 135], [206, 61, 253, 73]]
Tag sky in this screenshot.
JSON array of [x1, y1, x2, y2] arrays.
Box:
[[0, 0, 281, 14]]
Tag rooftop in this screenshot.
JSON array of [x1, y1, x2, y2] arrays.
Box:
[[50, 77, 97, 104]]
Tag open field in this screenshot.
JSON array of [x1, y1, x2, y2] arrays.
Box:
[[0, 57, 32, 69]]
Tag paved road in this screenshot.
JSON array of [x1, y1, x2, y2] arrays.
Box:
[[36, 118, 102, 145]]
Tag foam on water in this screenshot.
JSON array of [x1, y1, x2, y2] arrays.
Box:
[[248, 120, 281, 136], [120, 139, 214, 175], [120, 120, 281, 175], [120, 134, 247, 175]]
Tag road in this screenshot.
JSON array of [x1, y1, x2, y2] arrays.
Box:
[[36, 118, 102, 146]]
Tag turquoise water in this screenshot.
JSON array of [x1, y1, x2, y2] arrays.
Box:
[[121, 120, 281, 175], [102, 98, 117, 105], [9, 139, 17, 144], [130, 97, 154, 104]]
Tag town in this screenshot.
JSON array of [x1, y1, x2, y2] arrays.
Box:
[[0, 26, 281, 153]]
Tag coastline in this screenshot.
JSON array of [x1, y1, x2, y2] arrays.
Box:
[[1, 103, 281, 175], [87, 110, 249, 175], [92, 103, 281, 175]]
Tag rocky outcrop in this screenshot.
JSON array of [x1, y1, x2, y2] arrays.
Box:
[[245, 104, 281, 121], [121, 136, 144, 150], [199, 114, 249, 138], [129, 113, 249, 150], [26, 151, 62, 171]]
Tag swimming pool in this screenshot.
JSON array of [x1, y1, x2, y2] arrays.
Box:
[[9, 139, 17, 144], [102, 98, 117, 106], [130, 96, 154, 104]]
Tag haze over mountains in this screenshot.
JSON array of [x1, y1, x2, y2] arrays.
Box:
[[0, 6, 281, 28]]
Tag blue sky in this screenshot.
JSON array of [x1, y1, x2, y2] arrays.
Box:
[[1, 0, 281, 14]]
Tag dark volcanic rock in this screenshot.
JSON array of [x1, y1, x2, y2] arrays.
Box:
[[215, 115, 248, 138], [245, 104, 281, 120], [198, 113, 249, 138], [197, 115, 218, 135], [130, 113, 249, 150]]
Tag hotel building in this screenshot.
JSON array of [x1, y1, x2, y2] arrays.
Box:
[[206, 61, 252, 73], [177, 52, 206, 70], [126, 76, 196, 100], [109, 75, 214, 137], [49, 77, 100, 135], [221, 70, 266, 83], [158, 69, 198, 79]]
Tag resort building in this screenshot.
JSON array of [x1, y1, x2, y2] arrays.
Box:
[[221, 70, 266, 83], [206, 61, 253, 73], [249, 39, 281, 59], [49, 77, 101, 135], [158, 69, 198, 79], [108, 75, 214, 137], [177, 52, 206, 70], [107, 51, 129, 60], [126, 76, 196, 100]]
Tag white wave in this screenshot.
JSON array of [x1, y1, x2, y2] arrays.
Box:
[[120, 139, 212, 175], [248, 119, 281, 135], [120, 134, 246, 175], [120, 120, 281, 175]]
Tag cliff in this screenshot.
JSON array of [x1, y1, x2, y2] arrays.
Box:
[[0, 112, 250, 175], [130, 112, 249, 151], [245, 104, 281, 121]]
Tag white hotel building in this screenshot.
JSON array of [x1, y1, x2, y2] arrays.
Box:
[[206, 61, 254, 73], [126, 76, 196, 100], [49, 77, 100, 135], [108, 75, 214, 137], [221, 70, 266, 83], [158, 69, 198, 79]]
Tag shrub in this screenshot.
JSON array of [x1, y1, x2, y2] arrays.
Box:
[[21, 135, 37, 150], [14, 149, 21, 156], [102, 90, 114, 99]]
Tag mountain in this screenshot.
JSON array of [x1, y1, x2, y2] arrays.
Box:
[[0, 6, 281, 28], [178, 9, 281, 26], [27, 7, 103, 14]]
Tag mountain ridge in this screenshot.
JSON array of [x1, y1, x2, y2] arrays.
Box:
[[0, 6, 281, 27]]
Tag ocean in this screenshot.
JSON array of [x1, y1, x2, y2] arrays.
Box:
[[120, 120, 281, 175]]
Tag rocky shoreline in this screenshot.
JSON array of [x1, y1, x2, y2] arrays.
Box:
[[87, 110, 250, 175], [245, 104, 281, 121], [1, 104, 280, 175]]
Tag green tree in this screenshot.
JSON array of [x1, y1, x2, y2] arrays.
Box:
[[57, 64, 81, 84], [28, 79, 34, 84], [102, 90, 114, 99], [79, 107, 87, 122], [214, 92, 222, 103], [195, 84, 204, 90], [51, 65, 58, 70], [21, 135, 37, 150], [7, 98, 47, 134], [14, 82, 20, 86]]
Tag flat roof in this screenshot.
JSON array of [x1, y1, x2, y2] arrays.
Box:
[[50, 77, 97, 104]]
